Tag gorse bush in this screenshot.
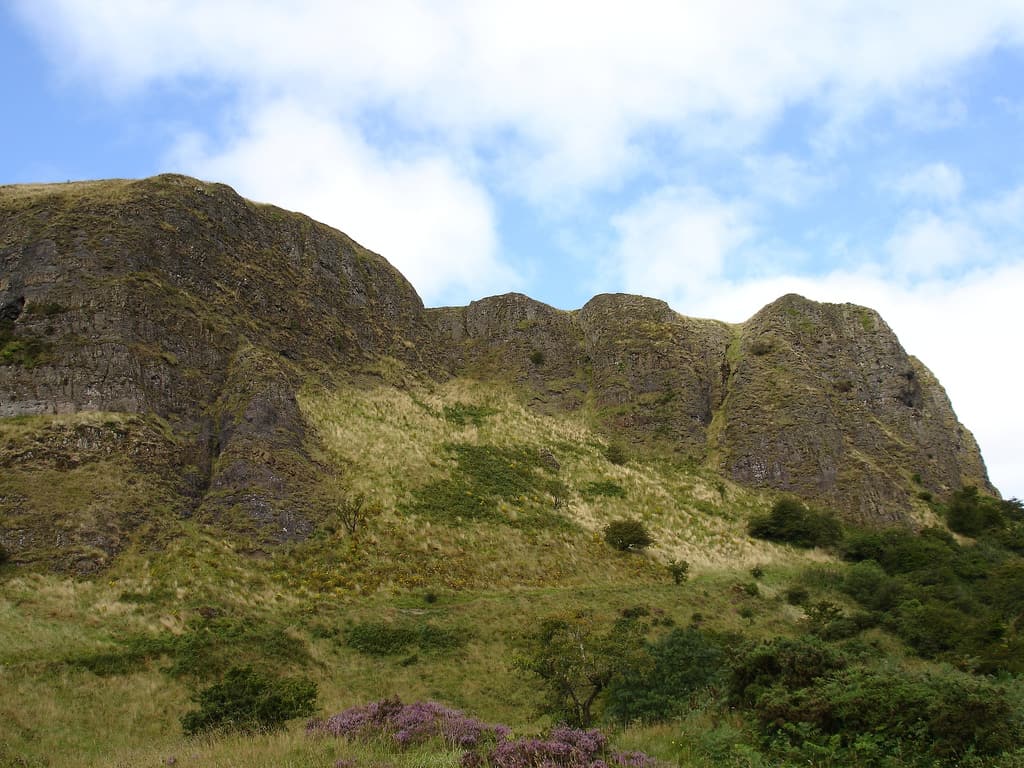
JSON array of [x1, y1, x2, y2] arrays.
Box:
[[181, 666, 317, 735], [603, 519, 653, 552], [748, 498, 842, 548], [840, 520, 1024, 673]]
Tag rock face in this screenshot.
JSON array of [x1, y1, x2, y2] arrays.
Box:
[[0, 175, 995, 568], [716, 294, 992, 524], [1, 175, 434, 567]]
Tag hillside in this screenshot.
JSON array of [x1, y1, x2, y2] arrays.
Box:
[[0, 175, 994, 572], [1, 175, 1021, 768]]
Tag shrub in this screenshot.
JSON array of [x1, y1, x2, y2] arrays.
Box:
[[0, 543, 9, 567], [529, 350, 545, 366], [181, 666, 317, 735], [606, 627, 727, 724], [748, 498, 842, 549], [728, 636, 847, 708], [754, 666, 1022, 764], [946, 486, 1006, 537], [667, 559, 690, 584], [603, 519, 653, 552], [784, 586, 809, 606], [603, 443, 628, 465], [309, 697, 509, 750], [580, 480, 626, 499], [345, 621, 467, 656]]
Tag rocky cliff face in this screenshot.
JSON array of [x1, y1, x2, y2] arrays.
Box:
[[0, 175, 995, 569], [1, 175, 433, 567]]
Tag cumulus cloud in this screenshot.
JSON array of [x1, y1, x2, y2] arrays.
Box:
[[12, 0, 1024, 493], [168, 102, 515, 306], [613, 188, 753, 299], [15, 1, 1024, 194]]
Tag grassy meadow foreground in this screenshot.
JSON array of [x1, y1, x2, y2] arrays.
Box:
[[1, 375, 1022, 767]]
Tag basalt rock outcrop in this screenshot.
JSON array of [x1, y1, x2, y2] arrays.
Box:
[[0, 175, 995, 568]]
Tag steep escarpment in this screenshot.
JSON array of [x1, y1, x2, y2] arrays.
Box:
[[0, 175, 997, 569], [715, 294, 993, 523], [1, 175, 433, 566]]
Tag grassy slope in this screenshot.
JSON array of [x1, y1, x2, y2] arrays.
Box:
[[0, 375, 843, 768]]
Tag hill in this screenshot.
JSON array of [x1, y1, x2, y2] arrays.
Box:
[[1, 175, 1021, 768], [0, 174, 994, 572]]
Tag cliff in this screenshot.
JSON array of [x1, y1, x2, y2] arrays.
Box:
[[0, 175, 995, 569]]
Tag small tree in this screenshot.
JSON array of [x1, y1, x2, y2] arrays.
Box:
[[518, 612, 648, 727], [604, 519, 654, 552], [337, 492, 381, 535], [667, 559, 689, 584], [748, 498, 842, 549]]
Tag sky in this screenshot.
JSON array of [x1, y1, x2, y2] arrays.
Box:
[[1, 1, 1021, 498]]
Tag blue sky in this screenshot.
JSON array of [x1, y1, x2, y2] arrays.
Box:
[[2, 1, 1022, 498]]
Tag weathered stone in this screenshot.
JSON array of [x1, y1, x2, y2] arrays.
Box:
[[0, 176, 997, 570]]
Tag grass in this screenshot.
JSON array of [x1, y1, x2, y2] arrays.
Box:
[[0, 375, 849, 767]]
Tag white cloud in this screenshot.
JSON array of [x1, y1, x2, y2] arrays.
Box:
[[891, 162, 964, 203], [168, 102, 515, 306], [742, 154, 829, 206], [976, 184, 1024, 229], [612, 187, 753, 299], [16, 1, 1024, 195], [885, 212, 987, 278]]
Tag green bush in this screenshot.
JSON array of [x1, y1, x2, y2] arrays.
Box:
[[180, 666, 317, 735], [754, 665, 1021, 765], [946, 486, 1009, 537], [784, 586, 810, 606], [843, 527, 956, 575], [667, 559, 690, 584], [603, 519, 653, 552], [345, 621, 467, 656], [748, 498, 842, 549], [729, 636, 847, 708], [606, 627, 727, 724], [603, 443, 628, 466]]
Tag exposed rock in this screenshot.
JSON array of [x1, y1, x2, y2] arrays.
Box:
[[0, 176, 997, 568]]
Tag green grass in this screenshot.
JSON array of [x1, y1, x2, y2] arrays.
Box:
[[0, 375, 915, 767]]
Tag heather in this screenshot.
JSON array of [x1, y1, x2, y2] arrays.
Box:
[[308, 698, 657, 768]]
